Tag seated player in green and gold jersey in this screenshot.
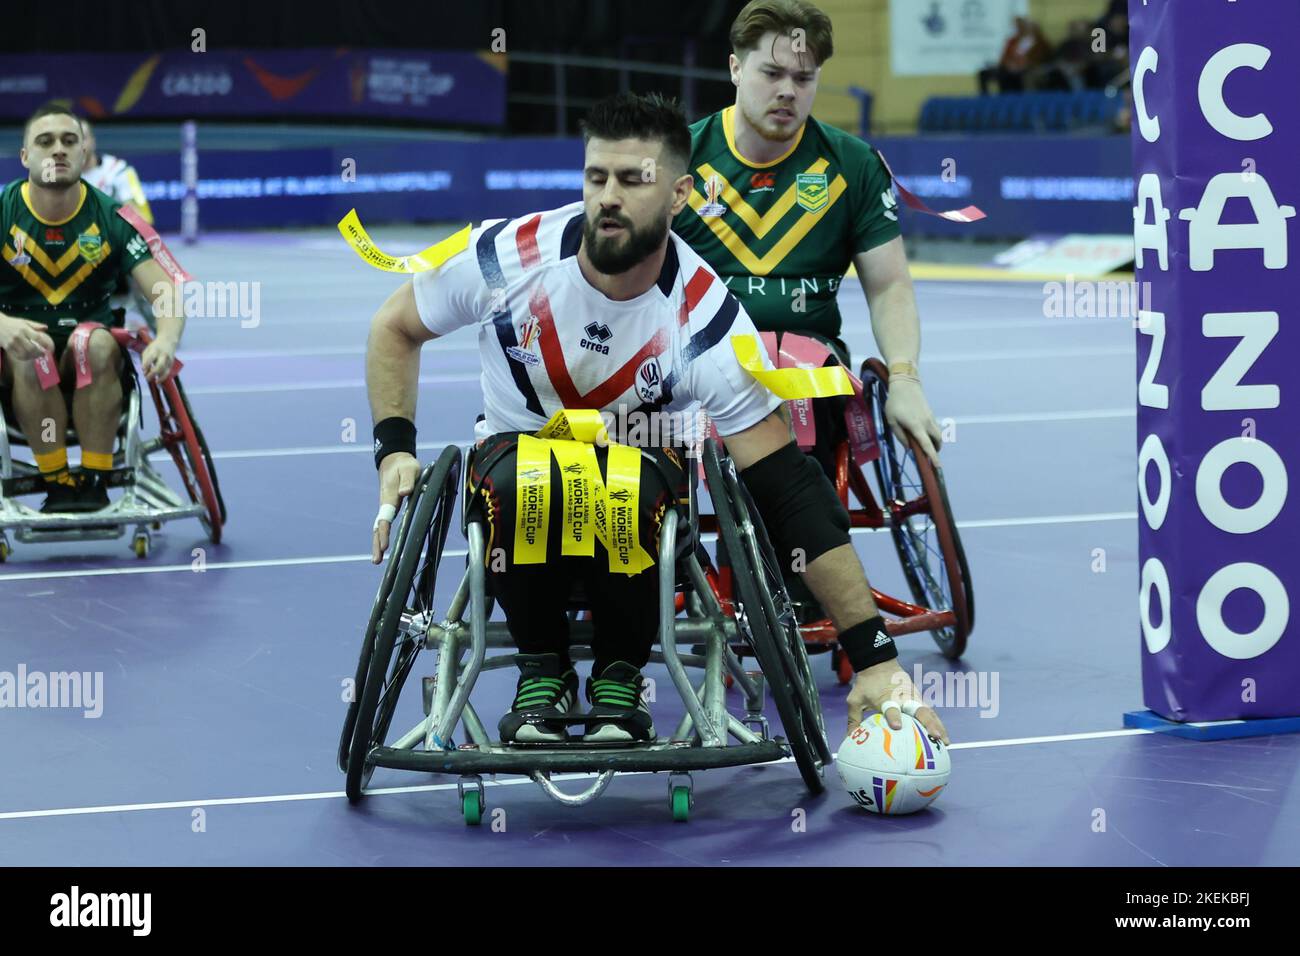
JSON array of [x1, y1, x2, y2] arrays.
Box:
[[672, 0, 945, 617], [0, 104, 183, 513]]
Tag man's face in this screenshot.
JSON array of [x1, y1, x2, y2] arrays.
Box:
[[731, 31, 820, 143], [21, 115, 86, 188], [581, 136, 683, 275]]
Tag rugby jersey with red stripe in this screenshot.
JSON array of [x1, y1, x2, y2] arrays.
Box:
[[412, 200, 782, 444]]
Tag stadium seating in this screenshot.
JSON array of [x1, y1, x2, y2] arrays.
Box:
[[918, 92, 1123, 134]]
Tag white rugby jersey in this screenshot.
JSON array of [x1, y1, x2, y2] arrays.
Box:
[[414, 201, 782, 445], [83, 154, 154, 223]]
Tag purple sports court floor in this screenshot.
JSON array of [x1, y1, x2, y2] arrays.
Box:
[[2, 228, 1297, 866]]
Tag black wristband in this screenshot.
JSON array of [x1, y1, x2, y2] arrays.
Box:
[[837, 615, 898, 673], [373, 417, 417, 469]]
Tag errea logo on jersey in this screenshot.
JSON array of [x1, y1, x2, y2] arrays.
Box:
[[580, 320, 612, 354]]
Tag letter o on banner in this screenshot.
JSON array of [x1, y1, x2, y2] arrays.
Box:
[[1138, 433, 1171, 530], [1195, 437, 1287, 534], [1197, 563, 1289, 659], [1141, 557, 1172, 654]]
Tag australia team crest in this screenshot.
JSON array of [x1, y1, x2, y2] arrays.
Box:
[[795, 173, 829, 213], [77, 232, 105, 265]]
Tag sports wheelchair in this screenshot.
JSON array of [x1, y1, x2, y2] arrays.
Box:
[[701, 334, 975, 682], [0, 326, 226, 560], [339, 435, 831, 824]]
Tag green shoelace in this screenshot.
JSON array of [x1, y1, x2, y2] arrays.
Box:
[[591, 678, 641, 709], [515, 676, 568, 708]]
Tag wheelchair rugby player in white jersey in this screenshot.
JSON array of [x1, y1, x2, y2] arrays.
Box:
[[359, 92, 948, 790]]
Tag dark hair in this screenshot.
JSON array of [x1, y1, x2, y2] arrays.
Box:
[[730, 0, 834, 67], [24, 102, 83, 144], [581, 92, 691, 174]]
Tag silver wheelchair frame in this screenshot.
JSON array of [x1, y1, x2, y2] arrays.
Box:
[[340, 440, 830, 823], [0, 345, 214, 560]]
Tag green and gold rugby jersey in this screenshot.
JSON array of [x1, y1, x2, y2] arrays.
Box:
[[672, 106, 900, 347], [0, 179, 153, 346]]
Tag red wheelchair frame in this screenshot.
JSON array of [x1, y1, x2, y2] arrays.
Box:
[[694, 348, 974, 683], [120, 327, 227, 546]]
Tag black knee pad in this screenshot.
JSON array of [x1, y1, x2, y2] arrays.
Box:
[[739, 441, 851, 570]]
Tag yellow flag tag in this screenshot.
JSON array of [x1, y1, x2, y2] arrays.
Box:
[[511, 410, 654, 575], [549, 440, 599, 558], [731, 335, 852, 400], [337, 209, 471, 273], [513, 435, 552, 565]]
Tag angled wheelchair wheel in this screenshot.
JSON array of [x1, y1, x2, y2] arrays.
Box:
[[343, 446, 461, 803], [703, 440, 828, 794], [150, 376, 225, 543], [861, 359, 974, 659]]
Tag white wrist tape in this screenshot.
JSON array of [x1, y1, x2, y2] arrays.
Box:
[[373, 503, 398, 531]]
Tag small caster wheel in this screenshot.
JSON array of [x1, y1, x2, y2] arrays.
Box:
[[671, 786, 691, 822], [835, 649, 854, 685], [462, 790, 483, 826], [151, 521, 162, 531], [132, 532, 151, 559]]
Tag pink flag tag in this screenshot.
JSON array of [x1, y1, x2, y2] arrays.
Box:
[[116, 205, 194, 283], [875, 148, 986, 224]]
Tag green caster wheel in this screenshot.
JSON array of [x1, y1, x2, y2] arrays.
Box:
[[671, 786, 691, 822], [462, 790, 483, 826]]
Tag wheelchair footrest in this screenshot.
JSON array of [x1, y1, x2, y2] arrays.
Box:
[[2, 469, 135, 497], [371, 739, 787, 775]]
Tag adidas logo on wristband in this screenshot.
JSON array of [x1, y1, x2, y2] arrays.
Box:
[[873, 630, 891, 648]]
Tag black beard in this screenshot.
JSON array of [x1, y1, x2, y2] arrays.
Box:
[[583, 210, 669, 275]]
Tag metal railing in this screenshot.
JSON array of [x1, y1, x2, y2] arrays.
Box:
[[505, 50, 871, 137]]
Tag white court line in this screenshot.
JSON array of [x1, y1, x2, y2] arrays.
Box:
[[0, 511, 1137, 583], [0, 728, 1154, 822], [198, 409, 1132, 461], [179, 321, 1126, 361], [955, 408, 1134, 425], [183, 374, 478, 395], [405, 343, 1135, 361]]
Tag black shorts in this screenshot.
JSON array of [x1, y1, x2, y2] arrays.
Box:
[[464, 432, 691, 667], [466, 432, 689, 572]]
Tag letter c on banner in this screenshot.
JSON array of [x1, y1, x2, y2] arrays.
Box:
[[1134, 46, 1161, 143], [1197, 563, 1289, 659], [1195, 437, 1287, 534], [1141, 557, 1172, 654], [1198, 43, 1274, 142], [1138, 432, 1171, 529]]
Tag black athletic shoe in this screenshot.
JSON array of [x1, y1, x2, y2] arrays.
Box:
[[498, 653, 578, 744], [584, 662, 655, 743], [38, 468, 86, 512], [74, 471, 111, 512]]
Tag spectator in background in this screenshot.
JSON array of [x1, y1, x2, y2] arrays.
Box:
[[1096, 0, 1126, 30], [1032, 19, 1092, 92], [978, 17, 1052, 95], [1086, 11, 1129, 91], [82, 121, 153, 224]]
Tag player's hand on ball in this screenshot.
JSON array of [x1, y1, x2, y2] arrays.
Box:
[[846, 660, 949, 745], [884, 378, 942, 466], [372, 451, 420, 563], [0, 316, 55, 361]]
